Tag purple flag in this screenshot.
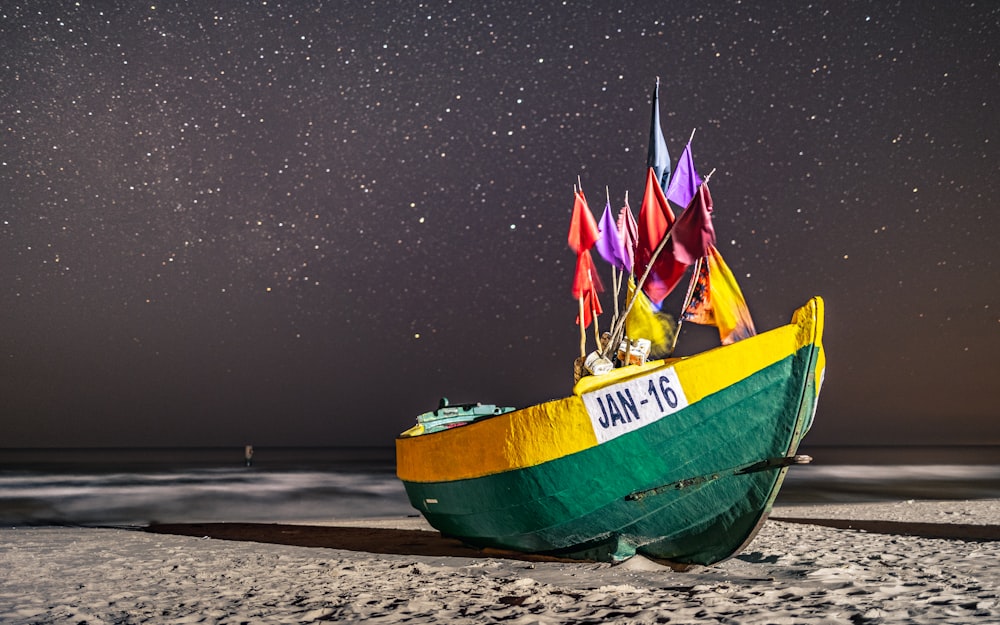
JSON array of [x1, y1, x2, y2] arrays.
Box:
[[665, 141, 703, 209], [595, 200, 628, 270]]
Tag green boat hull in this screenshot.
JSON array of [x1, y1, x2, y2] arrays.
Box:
[[397, 298, 825, 564]]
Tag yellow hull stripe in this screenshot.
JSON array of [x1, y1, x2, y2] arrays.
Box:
[[397, 297, 824, 483]]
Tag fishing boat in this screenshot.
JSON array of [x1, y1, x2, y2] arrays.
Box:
[[397, 296, 824, 564], [396, 79, 826, 565]]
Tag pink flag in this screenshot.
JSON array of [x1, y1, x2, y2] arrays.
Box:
[[617, 201, 638, 275]]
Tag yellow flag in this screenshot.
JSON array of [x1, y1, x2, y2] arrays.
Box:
[[624, 277, 675, 358], [682, 246, 756, 345]]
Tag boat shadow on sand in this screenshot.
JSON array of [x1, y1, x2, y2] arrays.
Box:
[[145, 518, 999, 563], [144, 522, 585, 563]]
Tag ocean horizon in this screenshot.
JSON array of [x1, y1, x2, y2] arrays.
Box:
[[1, 445, 997, 527]]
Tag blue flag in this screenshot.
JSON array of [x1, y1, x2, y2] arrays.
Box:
[[647, 78, 671, 194]]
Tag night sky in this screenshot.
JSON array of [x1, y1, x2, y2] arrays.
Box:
[[2, 2, 997, 448]]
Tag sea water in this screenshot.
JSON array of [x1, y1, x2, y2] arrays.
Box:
[[1, 446, 997, 526], [0, 447, 410, 526]]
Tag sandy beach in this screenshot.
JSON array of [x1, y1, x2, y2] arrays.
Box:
[[2, 499, 998, 624]]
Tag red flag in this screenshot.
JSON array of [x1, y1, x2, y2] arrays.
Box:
[[576, 286, 604, 328], [569, 189, 603, 329], [567, 189, 599, 253], [635, 168, 686, 304], [572, 250, 604, 328], [671, 182, 716, 265], [571, 249, 603, 299], [635, 168, 673, 281]]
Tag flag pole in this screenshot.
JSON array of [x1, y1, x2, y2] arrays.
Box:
[[607, 266, 619, 332], [668, 256, 703, 356], [578, 295, 587, 359], [588, 262, 600, 347], [592, 300, 601, 347], [601, 220, 676, 358]]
